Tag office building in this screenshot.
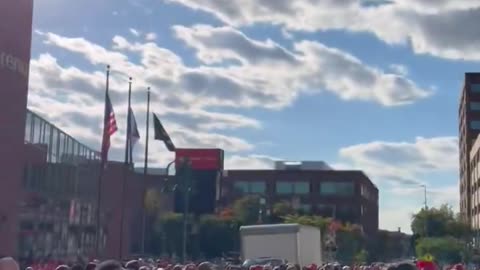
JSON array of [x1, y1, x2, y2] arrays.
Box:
[[459, 73, 480, 225], [219, 161, 379, 236]]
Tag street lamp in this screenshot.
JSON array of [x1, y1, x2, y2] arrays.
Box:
[[420, 184, 428, 210], [162, 157, 192, 263], [141, 160, 176, 255], [420, 184, 428, 237]]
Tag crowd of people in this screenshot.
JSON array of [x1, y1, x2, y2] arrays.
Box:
[[0, 256, 465, 270]]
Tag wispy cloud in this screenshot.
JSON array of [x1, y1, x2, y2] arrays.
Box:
[[167, 0, 480, 60]]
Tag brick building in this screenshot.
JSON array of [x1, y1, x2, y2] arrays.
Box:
[[2, 109, 172, 260], [459, 73, 480, 225], [219, 161, 379, 236]]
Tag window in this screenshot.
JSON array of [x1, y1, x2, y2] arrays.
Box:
[[294, 182, 310, 194], [276, 182, 293, 194], [471, 102, 480, 111], [472, 84, 480, 93], [275, 181, 310, 194], [471, 121, 480, 130], [234, 181, 249, 193], [320, 181, 354, 196], [234, 181, 266, 194], [250, 182, 266, 193]]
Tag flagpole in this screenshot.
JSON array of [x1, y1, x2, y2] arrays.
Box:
[[119, 77, 132, 259], [95, 65, 110, 258], [141, 87, 151, 254]]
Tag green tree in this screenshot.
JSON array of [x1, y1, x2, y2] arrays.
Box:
[[145, 188, 162, 215], [411, 205, 470, 238], [198, 215, 237, 258], [233, 195, 261, 225], [373, 230, 412, 262], [283, 215, 365, 264], [336, 226, 365, 264], [354, 249, 368, 264], [416, 237, 463, 264], [272, 201, 295, 222], [283, 214, 331, 232], [156, 213, 185, 256]]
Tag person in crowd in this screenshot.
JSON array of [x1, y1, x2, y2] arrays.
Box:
[[95, 260, 123, 270], [285, 264, 296, 270], [197, 261, 211, 270], [126, 261, 140, 270], [183, 264, 195, 270], [55, 265, 69, 270], [0, 257, 19, 270], [71, 264, 83, 270], [86, 263, 97, 270]]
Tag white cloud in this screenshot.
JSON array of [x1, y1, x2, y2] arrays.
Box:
[[29, 27, 431, 167], [145, 32, 157, 41], [389, 185, 459, 211], [381, 184, 460, 233], [380, 205, 415, 233], [129, 28, 141, 37], [389, 64, 408, 76], [337, 136, 460, 231], [339, 136, 458, 185], [166, 0, 480, 60], [173, 24, 431, 106]]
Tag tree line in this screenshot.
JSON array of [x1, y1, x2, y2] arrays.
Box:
[[142, 189, 474, 264]]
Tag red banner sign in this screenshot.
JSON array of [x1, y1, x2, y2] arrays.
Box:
[[175, 148, 224, 170]]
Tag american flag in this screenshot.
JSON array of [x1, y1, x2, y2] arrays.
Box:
[[101, 92, 118, 164]]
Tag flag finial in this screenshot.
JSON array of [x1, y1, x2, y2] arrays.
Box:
[[107, 65, 110, 70], [129, 77, 132, 81], [147, 87, 151, 93]]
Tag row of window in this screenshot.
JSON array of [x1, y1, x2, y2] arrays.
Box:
[[469, 84, 480, 132], [472, 84, 480, 93], [233, 181, 355, 196]]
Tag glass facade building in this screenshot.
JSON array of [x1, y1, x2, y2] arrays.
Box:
[[20, 109, 103, 261]]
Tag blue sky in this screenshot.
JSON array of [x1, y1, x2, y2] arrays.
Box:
[[29, 0, 476, 232]]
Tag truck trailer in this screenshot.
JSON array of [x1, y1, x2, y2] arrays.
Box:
[[240, 224, 322, 266]]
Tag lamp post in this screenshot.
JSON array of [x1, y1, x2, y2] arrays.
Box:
[[420, 184, 428, 210], [162, 158, 192, 263], [420, 184, 428, 237]]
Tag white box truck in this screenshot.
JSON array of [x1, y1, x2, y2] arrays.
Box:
[[240, 224, 322, 267]]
